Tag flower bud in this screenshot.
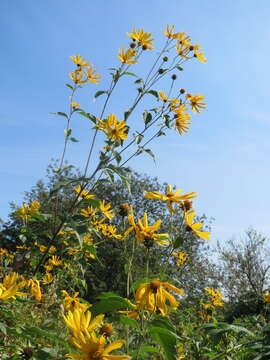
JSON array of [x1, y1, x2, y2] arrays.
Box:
[[101, 323, 114, 336], [163, 56, 168, 62], [171, 74, 177, 80]]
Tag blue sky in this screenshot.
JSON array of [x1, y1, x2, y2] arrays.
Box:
[[1, 0, 270, 244]]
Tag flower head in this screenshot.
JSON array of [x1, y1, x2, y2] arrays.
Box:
[[173, 105, 191, 135], [25, 279, 42, 301], [74, 185, 95, 199], [172, 251, 188, 266], [127, 211, 169, 247], [96, 114, 128, 144], [69, 55, 90, 67], [193, 43, 207, 63], [63, 307, 130, 360], [263, 293, 270, 303], [184, 210, 210, 240], [144, 185, 197, 213], [118, 48, 137, 64], [186, 93, 206, 113], [164, 25, 179, 39], [127, 28, 154, 49], [99, 200, 115, 220], [135, 279, 184, 316]]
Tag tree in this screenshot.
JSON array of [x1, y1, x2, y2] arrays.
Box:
[[216, 229, 270, 319]]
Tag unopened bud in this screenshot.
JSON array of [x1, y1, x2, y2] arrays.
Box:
[[163, 56, 168, 62], [171, 74, 177, 80]]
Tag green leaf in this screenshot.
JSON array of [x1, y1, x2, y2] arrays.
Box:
[[144, 148, 156, 162], [51, 111, 69, 119], [22, 326, 67, 345], [104, 169, 115, 183], [119, 315, 139, 329], [176, 65, 184, 71], [93, 90, 108, 101], [83, 244, 97, 259], [91, 297, 132, 316], [81, 198, 100, 208], [143, 111, 152, 126], [30, 213, 47, 222], [131, 278, 151, 292], [124, 110, 131, 121], [106, 165, 131, 192], [0, 322, 7, 335], [122, 71, 137, 77], [133, 132, 144, 144], [148, 326, 178, 360], [173, 235, 184, 249], [139, 346, 161, 355], [157, 130, 166, 137], [147, 90, 159, 100], [70, 137, 79, 142], [78, 111, 97, 123], [150, 317, 176, 333], [112, 150, 122, 164], [134, 78, 144, 84], [65, 83, 74, 90], [163, 114, 171, 128]]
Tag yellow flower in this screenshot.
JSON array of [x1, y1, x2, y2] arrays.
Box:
[[0, 248, 10, 256], [81, 206, 97, 218], [48, 255, 62, 266], [15, 201, 40, 221], [173, 105, 191, 135], [144, 185, 197, 213], [99, 200, 115, 220], [159, 90, 168, 102], [69, 55, 90, 67], [184, 210, 210, 240], [164, 25, 179, 39], [3, 272, 20, 289], [69, 65, 101, 85], [70, 69, 85, 83], [175, 33, 192, 59], [66, 333, 130, 360], [204, 288, 224, 307], [101, 224, 122, 240], [43, 272, 53, 284], [0, 282, 24, 300], [62, 290, 89, 312], [74, 185, 95, 199], [26, 279, 42, 301], [83, 234, 93, 245], [118, 47, 137, 64], [186, 93, 206, 113], [193, 43, 207, 63], [96, 114, 128, 144], [263, 293, 270, 303], [127, 28, 154, 49], [172, 251, 188, 266], [63, 307, 104, 338], [127, 212, 169, 247], [135, 279, 184, 316], [84, 64, 101, 84]]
